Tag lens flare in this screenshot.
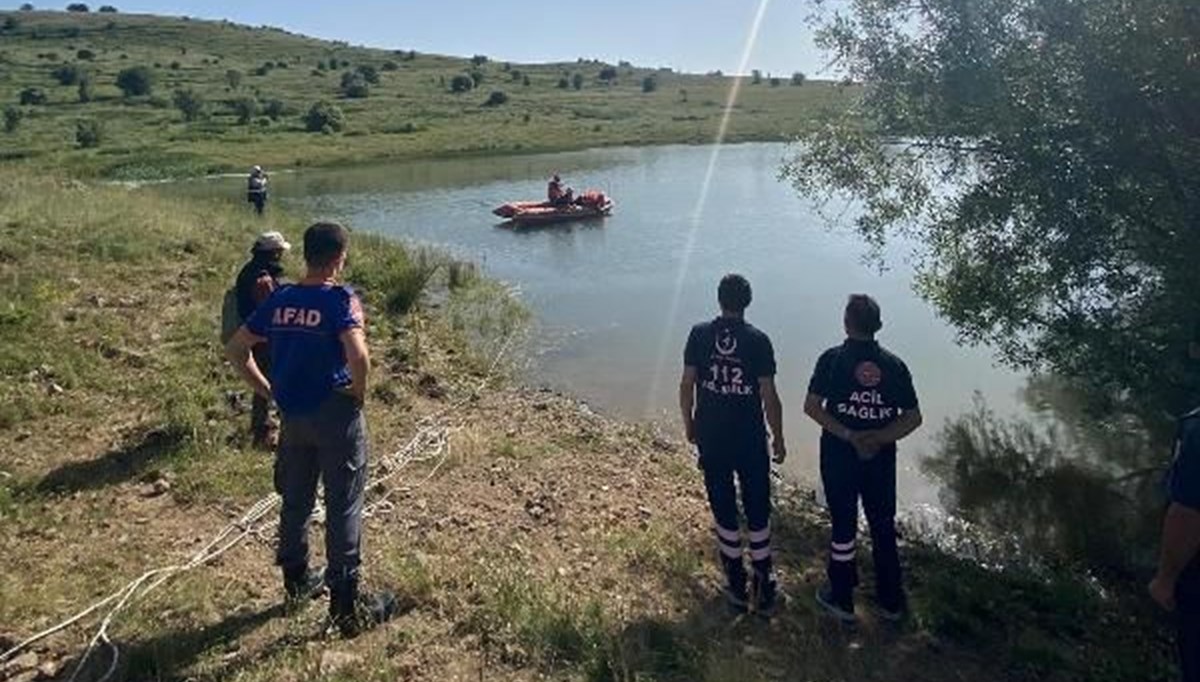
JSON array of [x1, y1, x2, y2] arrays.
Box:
[[646, 0, 773, 417]]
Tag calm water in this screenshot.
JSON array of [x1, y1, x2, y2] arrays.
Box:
[[185, 144, 1024, 506]]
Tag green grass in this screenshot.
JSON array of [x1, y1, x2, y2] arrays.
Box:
[[0, 9, 857, 179]]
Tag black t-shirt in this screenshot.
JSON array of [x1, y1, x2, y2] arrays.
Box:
[[1169, 408, 1200, 599], [807, 339, 918, 451], [684, 317, 776, 446], [235, 256, 283, 321]]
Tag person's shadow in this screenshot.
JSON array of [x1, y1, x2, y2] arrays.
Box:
[[33, 427, 187, 496]]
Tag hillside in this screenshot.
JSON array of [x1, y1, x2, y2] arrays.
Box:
[[0, 172, 1178, 680], [0, 9, 854, 180]]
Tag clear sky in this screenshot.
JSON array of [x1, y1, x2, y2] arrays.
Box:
[[31, 0, 829, 77]]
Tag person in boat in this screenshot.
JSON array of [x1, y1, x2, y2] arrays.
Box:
[[248, 165, 269, 215], [680, 274, 786, 616], [547, 174, 574, 207], [804, 294, 922, 623], [1148, 321, 1200, 682]]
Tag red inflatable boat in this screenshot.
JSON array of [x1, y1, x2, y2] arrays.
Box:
[[493, 190, 614, 226]]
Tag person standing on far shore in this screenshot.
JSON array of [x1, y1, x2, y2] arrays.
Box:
[[805, 294, 922, 623], [248, 165, 269, 215], [680, 274, 787, 616], [1149, 324, 1200, 682]]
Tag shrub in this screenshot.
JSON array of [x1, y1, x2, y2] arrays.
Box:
[[262, 98, 286, 119], [557, 76, 569, 89], [76, 49, 95, 61], [52, 63, 84, 85], [522, 74, 530, 87], [303, 100, 344, 133], [2, 16, 19, 31], [483, 90, 508, 107], [641, 75, 657, 93], [316, 60, 327, 71], [169, 61, 181, 70], [77, 76, 93, 102], [509, 69, 522, 82], [751, 69, 762, 84], [382, 60, 398, 72], [18, 87, 47, 105], [172, 88, 204, 121], [449, 74, 474, 93], [571, 73, 583, 90], [791, 71, 806, 86], [75, 118, 102, 147], [405, 50, 417, 61], [225, 69, 242, 90], [340, 71, 370, 98], [3, 106, 23, 133], [598, 65, 618, 82], [66, 3, 89, 11], [98, 4, 117, 11], [471, 54, 488, 66], [115, 66, 154, 97], [254, 64, 270, 77], [469, 69, 484, 87], [355, 64, 380, 84], [230, 96, 257, 124], [769, 77, 781, 87]]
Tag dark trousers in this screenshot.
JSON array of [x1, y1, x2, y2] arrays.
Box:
[[700, 439, 773, 586], [275, 393, 367, 589], [249, 191, 266, 215], [1181, 589, 1200, 682], [820, 438, 903, 610], [250, 346, 272, 440]]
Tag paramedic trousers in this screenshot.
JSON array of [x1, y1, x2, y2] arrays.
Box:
[[250, 346, 271, 440], [820, 437, 903, 610], [699, 438, 773, 584], [1180, 576, 1200, 682], [275, 393, 366, 591]]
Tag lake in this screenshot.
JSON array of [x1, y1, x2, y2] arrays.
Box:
[[184, 143, 1025, 507]]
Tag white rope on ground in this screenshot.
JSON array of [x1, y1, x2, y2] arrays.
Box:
[[0, 332, 516, 681]]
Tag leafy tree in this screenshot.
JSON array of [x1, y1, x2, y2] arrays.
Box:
[[790, 71, 805, 86], [98, 4, 117, 11], [18, 87, 47, 105], [339, 71, 369, 98], [769, 77, 781, 87], [571, 72, 583, 90], [172, 88, 204, 121], [20, 3, 35, 10], [482, 90, 508, 107], [2, 16, 19, 31], [750, 69, 761, 85], [77, 75, 93, 102], [557, 76, 569, 89], [449, 74, 474, 93], [641, 75, 657, 93], [522, 74, 530, 87], [471, 54, 488, 66], [66, 3, 89, 11], [355, 64, 379, 85], [304, 100, 345, 133], [598, 65, 618, 82], [3, 106, 23, 134], [75, 118, 102, 147], [115, 65, 154, 97], [784, 0, 1200, 430], [230, 96, 257, 124], [225, 69, 243, 90], [52, 63, 84, 85], [678, 88, 688, 102]]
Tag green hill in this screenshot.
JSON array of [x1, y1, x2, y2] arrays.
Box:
[[0, 9, 854, 180]]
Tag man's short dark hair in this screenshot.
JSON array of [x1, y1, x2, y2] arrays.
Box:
[[718, 274, 752, 313], [304, 222, 349, 268], [845, 294, 882, 336]]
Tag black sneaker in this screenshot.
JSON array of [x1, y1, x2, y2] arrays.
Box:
[[815, 584, 856, 623], [722, 584, 750, 614], [283, 566, 326, 603], [753, 574, 780, 618], [331, 589, 400, 638]]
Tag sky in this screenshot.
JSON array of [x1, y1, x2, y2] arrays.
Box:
[[35, 0, 830, 77]]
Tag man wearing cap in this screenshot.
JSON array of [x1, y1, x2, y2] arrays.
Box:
[[248, 165, 269, 215], [1149, 327, 1200, 682], [236, 231, 290, 448], [804, 294, 922, 623], [547, 174, 573, 206]]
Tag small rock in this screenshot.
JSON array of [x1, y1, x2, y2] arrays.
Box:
[[3, 651, 38, 673], [37, 658, 63, 679], [318, 651, 362, 676]]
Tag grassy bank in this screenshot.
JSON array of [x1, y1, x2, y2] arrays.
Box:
[[0, 171, 1180, 681], [0, 10, 856, 180]]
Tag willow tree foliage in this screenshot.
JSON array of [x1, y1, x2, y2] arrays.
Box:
[[783, 0, 1200, 432]]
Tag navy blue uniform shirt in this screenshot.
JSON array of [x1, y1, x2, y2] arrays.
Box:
[[1169, 408, 1200, 597], [808, 339, 918, 453], [684, 317, 776, 447]]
